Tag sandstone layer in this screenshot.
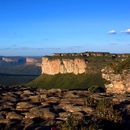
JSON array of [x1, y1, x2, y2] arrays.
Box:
[[102, 67, 130, 94], [42, 57, 88, 75]]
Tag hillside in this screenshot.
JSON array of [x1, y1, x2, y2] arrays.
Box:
[[102, 57, 130, 94], [111, 57, 130, 73], [0, 64, 41, 85], [27, 54, 124, 89], [26, 73, 105, 90]]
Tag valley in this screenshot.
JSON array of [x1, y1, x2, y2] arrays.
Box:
[[0, 57, 41, 85]]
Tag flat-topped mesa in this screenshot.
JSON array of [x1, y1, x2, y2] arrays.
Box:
[[42, 57, 88, 75], [54, 52, 110, 57], [53, 52, 130, 59]]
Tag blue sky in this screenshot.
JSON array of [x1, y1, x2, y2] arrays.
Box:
[[0, 0, 130, 56]]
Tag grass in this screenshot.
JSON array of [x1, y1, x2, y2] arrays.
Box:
[[0, 55, 126, 86], [0, 64, 41, 85], [26, 73, 105, 90], [0, 75, 38, 86], [45, 55, 87, 60], [111, 57, 130, 73], [27, 55, 121, 89], [45, 55, 113, 60], [45, 55, 122, 71]]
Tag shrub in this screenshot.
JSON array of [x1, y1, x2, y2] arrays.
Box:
[[112, 57, 130, 74], [96, 98, 122, 123], [86, 96, 98, 108], [88, 85, 105, 93]]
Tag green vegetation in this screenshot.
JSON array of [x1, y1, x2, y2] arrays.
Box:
[[58, 98, 122, 130], [87, 56, 122, 70], [88, 85, 105, 93], [0, 95, 125, 130], [0, 64, 41, 85], [0, 75, 38, 86], [96, 98, 122, 123], [45, 55, 87, 60], [27, 55, 118, 90], [0, 54, 128, 86], [27, 73, 105, 90], [46, 55, 122, 71], [112, 57, 130, 73], [46, 54, 111, 59]]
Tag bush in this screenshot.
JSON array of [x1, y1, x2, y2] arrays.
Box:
[[86, 96, 98, 108], [112, 57, 130, 74], [96, 98, 122, 123], [88, 85, 105, 93]]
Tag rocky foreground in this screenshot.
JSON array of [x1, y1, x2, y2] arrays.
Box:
[[0, 86, 130, 130]]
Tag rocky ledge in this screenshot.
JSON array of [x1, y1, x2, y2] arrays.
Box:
[[102, 67, 130, 94], [0, 86, 130, 130]]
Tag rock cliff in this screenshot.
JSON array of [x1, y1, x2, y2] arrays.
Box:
[[41, 57, 88, 75], [102, 67, 130, 94]]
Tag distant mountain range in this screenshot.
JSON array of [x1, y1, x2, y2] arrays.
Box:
[[0, 56, 42, 65]]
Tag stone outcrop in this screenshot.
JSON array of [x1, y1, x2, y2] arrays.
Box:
[[54, 52, 110, 57], [53, 52, 129, 58], [0, 86, 130, 129], [26, 57, 42, 66], [102, 67, 130, 94], [1, 57, 26, 64], [41, 57, 88, 75]]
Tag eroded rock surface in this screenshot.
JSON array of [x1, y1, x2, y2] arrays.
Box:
[[42, 57, 88, 75], [0, 86, 130, 129], [102, 67, 130, 94]]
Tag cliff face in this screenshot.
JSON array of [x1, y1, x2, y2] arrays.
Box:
[[102, 67, 130, 94], [42, 57, 88, 75], [26, 58, 42, 66]]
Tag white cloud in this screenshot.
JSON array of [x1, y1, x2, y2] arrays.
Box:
[[122, 28, 130, 34], [108, 30, 117, 34]]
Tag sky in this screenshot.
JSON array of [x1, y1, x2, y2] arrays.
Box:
[[0, 0, 130, 56]]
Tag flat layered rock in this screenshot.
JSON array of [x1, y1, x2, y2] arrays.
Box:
[[16, 102, 34, 111], [24, 107, 56, 120], [29, 95, 40, 103], [45, 97, 60, 104], [0, 119, 9, 124], [0, 87, 130, 129], [60, 104, 82, 113], [6, 112, 23, 120]]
